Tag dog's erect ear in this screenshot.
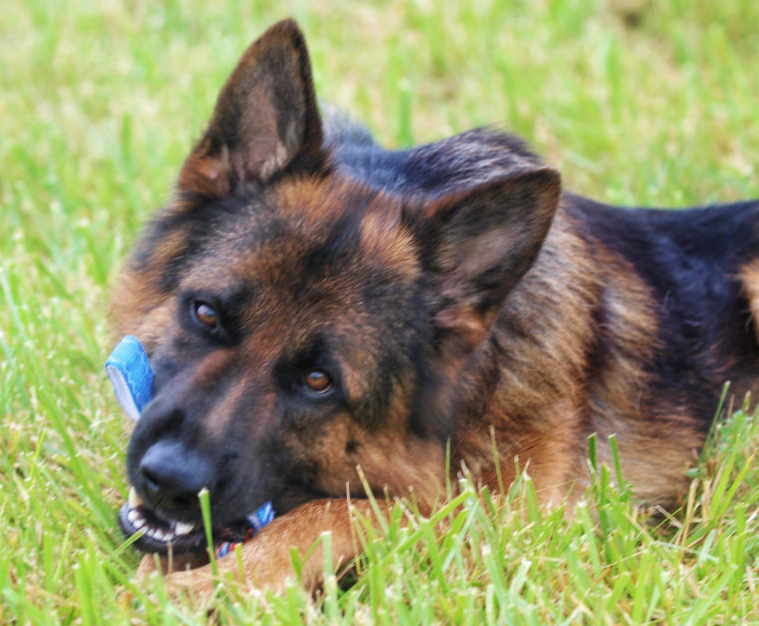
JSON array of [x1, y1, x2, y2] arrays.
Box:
[[179, 19, 324, 197], [416, 167, 561, 349]]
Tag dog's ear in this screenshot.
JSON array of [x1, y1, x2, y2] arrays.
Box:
[[416, 167, 561, 350], [179, 19, 324, 197]]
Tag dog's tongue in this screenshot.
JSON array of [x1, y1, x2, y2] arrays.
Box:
[[106, 335, 275, 553]]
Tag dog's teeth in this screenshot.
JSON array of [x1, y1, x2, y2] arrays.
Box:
[[173, 521, 195, 536], [127, 509, 138, 524], [133, 518, 145, 530], [128, 487, 143, 509]]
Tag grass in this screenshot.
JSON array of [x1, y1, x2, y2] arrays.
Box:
[[1, 0, 758, 623]]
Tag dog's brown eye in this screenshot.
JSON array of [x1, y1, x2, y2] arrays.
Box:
[[302, 370, 332, 393], [194, 302, 219, 328]]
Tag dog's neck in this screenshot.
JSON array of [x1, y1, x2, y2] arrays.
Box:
[[447, 200, 664, 501]]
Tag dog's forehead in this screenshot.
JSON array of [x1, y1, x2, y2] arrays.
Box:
[[180, 176, 420, 297]]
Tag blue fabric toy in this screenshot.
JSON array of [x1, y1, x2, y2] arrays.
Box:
[[105, 335, 153, 421]]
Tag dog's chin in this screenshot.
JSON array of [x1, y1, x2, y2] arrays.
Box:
[[119, 487, 254, 556]]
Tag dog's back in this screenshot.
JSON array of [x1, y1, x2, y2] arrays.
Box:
[[570, 195, 759, 397]]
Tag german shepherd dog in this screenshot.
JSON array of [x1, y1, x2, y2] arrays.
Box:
[[113, 20, 759, 593]]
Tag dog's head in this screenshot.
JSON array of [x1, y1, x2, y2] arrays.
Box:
[[113, 19, 560, 555]]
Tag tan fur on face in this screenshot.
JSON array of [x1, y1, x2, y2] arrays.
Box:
[[310, 415, 445, 513], [271, 176, 419, 278], [110, 195, 204, 342], [110, 267, 163, 337]]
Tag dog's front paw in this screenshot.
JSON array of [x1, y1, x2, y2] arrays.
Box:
[[132, 522, 308, 603], [152, 535, 301, 606], [133, 498, 383, 601]]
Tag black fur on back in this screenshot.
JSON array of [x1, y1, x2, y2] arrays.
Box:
[[569, 194, 759, 419]]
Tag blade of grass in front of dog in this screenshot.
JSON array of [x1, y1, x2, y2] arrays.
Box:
[[685, 563, 737, 626], [355, 466, 391, 535], [419, 517, 446, 590], [712, 452, 755, 524], [587, 432, 598, 475], [389, 491, 471, 556], [198, 487, 218, 578], [714, 381, 731, 423], [575, 502, 601, 577], [488, 425, 506, 497], [692, 383, 734, 480], [74, 555, 97, 626], [705, 409, 754, 524], [608, 434, 626, 494], [320, 531, 340, 623]]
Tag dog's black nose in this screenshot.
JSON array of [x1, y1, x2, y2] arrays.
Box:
[[138, 440, 215, 515]]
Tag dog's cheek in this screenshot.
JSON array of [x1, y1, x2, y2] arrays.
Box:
[[303, 414, 446, 512]]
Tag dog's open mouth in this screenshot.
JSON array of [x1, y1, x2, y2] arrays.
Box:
[[119, 487, 254, 555]]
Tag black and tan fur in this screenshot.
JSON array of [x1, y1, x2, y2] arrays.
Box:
[[112, 20, 759, 594]]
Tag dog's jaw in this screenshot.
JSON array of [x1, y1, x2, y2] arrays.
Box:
[[119, 487, 254, 556]]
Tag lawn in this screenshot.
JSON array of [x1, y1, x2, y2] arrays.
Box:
[[1, 0, 758, 623]]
